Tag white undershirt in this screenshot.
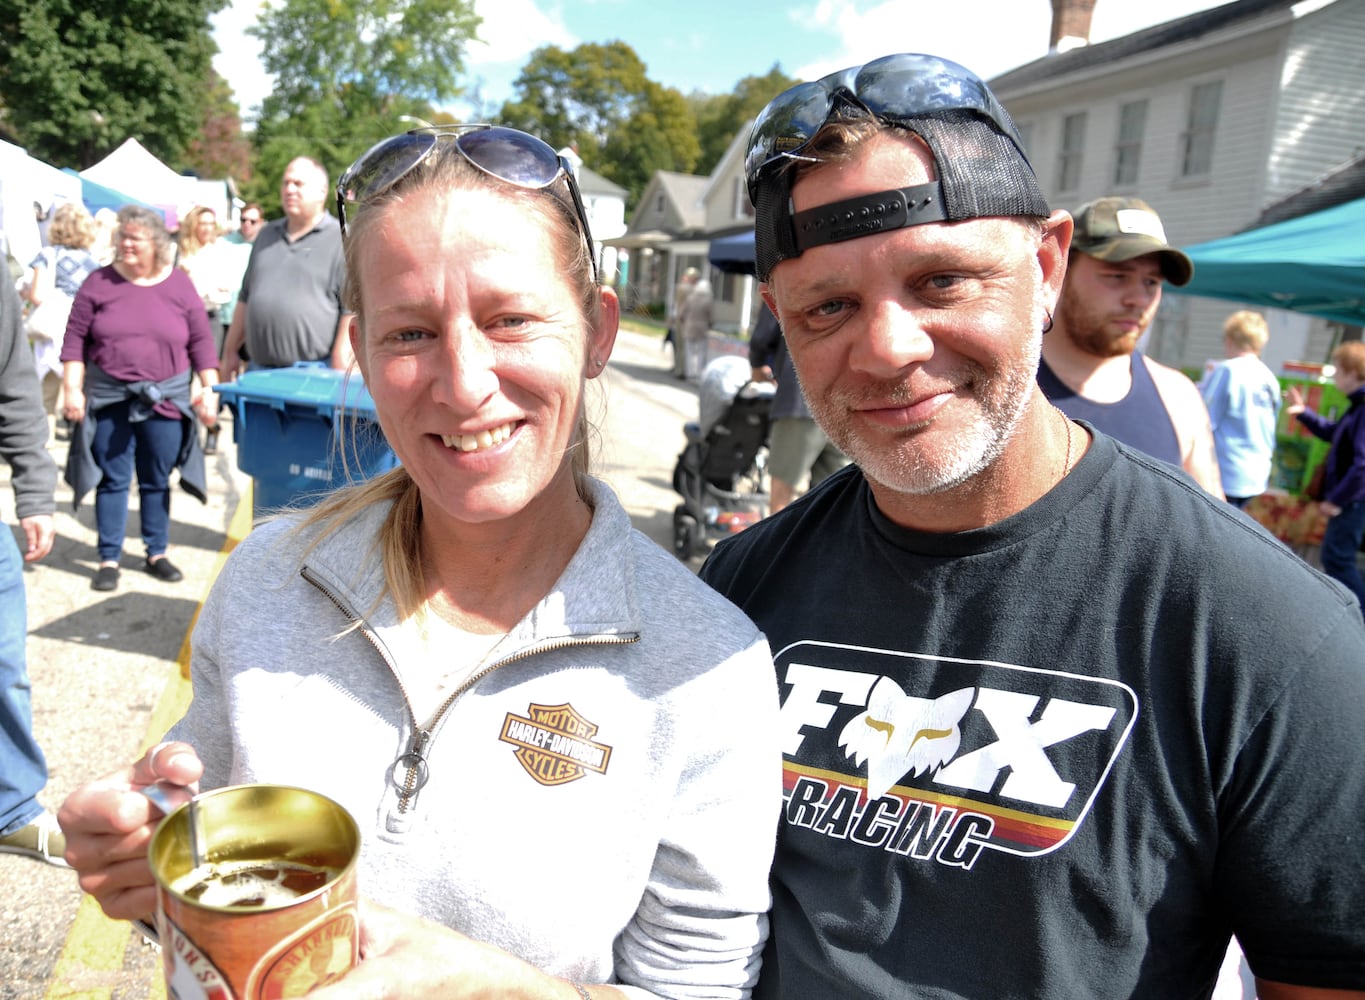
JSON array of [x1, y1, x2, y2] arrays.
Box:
[[392, 613, 507, 728]]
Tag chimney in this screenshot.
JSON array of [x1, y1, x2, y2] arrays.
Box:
[[1050, 0, 1097, 53]]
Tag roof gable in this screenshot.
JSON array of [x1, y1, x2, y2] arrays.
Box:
[[626, 170, 708, 233], [990, 0, 1297, 90]]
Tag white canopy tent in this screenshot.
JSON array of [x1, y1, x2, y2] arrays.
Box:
[[79, 137, 211, 229], [0, 139, 83, 270]]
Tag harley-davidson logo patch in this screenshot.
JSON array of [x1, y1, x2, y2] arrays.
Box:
[[500, 702, 613, 786]]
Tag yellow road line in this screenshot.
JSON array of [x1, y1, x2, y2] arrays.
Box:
[[46, 485, 253, 1000]]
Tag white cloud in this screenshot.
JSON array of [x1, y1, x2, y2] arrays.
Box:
[[788, 0, 1227, 83], [211, 0, 272, 122], [464, 0, 575, 65]]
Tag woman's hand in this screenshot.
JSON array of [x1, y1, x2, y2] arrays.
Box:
[[308, 900, 612, 1000], [62, 386, 85, 423], [1319, 501, 1342, 518], [57, 742, 204, 922], [194, 387, 219, 427]]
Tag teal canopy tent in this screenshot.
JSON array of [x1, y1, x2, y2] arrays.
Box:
[[1173, 197, 1365, 326], [60, 167, 153, 216]]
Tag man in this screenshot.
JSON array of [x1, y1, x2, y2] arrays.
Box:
[[676, 271, 714, 381], [701, 53, 1365, 999], [748, 302, 848, 511], [1039, 195, 1223, 495], [226, 202, 264, 245], [220, 159, 351, 379], [667, 267, 698, 378], [0, 277, 65, 867]]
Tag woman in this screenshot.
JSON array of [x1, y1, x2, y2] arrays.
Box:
[[59, 126, 780, 998], [60, 205, 220, 591], [176, 205, 237, 453], [23, 202, 100, 418], [1287, 340, 1365, 616], [176, 206, 235, 337]]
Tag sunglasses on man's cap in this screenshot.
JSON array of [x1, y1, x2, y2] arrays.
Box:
[[744, 52, 1028, 200]]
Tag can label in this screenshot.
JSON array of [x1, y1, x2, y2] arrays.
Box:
[[164, 920, 233, 999], [250, 903, 359, 997]]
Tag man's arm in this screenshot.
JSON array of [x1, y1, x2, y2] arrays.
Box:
[[1144, 356, 1225, 498], [0, 280, 57, 559], [220, 302, 248, 381], [329, 313, 355, 371]]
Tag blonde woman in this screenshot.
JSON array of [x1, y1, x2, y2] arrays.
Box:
[[23, 202, 99, 417]]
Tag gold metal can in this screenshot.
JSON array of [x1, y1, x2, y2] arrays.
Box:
[[148, 784, 361, 999]]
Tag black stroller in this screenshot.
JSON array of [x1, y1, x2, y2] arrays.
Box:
[[671, 355, 775, 560]]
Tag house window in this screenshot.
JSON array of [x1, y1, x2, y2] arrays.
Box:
[[656, 193, 665, 214], [1181, 81, 1222, 177], [1057, 112, 1086, 193], [1113, 100, 1147, 186], [733, 177, 754, 219]]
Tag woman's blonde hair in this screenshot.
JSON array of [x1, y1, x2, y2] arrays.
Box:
[[1223, 310, 1269, 353], [48, 202, 97, 250], [179, 206, 219, 257], [298, 140, 604, 623]]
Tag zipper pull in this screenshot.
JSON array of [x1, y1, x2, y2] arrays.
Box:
[[390, 729, 431, 813]]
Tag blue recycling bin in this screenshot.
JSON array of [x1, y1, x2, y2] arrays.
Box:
[[214, 366, 399, 517]]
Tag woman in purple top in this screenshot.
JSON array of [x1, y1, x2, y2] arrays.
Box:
[[60, 205, 221, 592]]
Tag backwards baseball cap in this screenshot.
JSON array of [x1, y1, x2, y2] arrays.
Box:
[[745, 52, 1050, 282], [1070, 196, 1193, 286]]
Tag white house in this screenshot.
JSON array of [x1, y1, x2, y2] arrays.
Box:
[[992, 0, 1365, 374]]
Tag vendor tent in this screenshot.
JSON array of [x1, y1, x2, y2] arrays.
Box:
[[708, 230, 756, 275], [0, 140, 82, 266], [1174, 197, 1365, 326], [80, 138, 194, 228]]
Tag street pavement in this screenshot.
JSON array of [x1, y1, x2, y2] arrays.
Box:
[[0, 325, 708, 999]]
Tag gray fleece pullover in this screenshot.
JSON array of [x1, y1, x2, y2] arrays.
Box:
[[170, 478, 781, 998], [0, 279, 57, 518]]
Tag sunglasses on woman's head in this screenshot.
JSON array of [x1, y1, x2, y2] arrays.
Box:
[[744, 52, 1027, 201], [336, 124, 599, 283]]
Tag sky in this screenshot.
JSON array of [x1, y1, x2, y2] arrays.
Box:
[[212, 0, 1232, 124]]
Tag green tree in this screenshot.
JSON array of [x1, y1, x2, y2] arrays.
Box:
[[0, 0, 227, 168], [499, 42, 700, 209], [184, 69, 253, 183], [246, 0, 480, 205], [693, 64, 799, 176]]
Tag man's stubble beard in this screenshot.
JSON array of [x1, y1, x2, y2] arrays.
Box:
[[1055, 287, 1142, 359], [801, 285, 1046, 498]]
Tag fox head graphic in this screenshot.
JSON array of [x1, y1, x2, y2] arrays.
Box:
[[839, 680, 975, 799]]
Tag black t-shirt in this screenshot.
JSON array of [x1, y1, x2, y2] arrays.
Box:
[[702, 431, 1365, 999]]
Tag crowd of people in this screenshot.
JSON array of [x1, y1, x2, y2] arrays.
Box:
[[1, 47, 1362, 1000]]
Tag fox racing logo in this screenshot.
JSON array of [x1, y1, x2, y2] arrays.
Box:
[[840, 680, 974, 798]]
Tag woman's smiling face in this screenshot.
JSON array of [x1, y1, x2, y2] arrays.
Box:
[[351, 184, 614, 532]]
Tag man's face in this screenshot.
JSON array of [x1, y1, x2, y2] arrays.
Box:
[[764, 130, 1064, 498], [280, 159, 327, 221], [239, 210, 263, 242], [1053, 252, 1164, 358]]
